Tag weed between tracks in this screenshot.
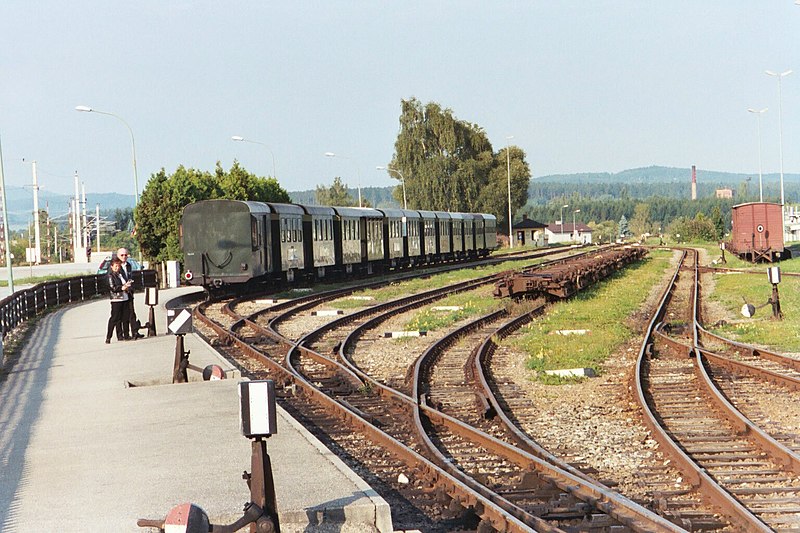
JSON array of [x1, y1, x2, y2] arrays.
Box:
[[509, 249, 673, 383], [404, 287, 503, 332]]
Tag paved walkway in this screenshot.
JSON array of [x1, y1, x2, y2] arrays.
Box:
[[0, 287, 393, 532]]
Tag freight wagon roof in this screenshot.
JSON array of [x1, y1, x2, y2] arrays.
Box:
[[732, 201, 782, 209]]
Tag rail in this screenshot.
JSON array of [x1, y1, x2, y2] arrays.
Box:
[[0, 270, 158, 336]]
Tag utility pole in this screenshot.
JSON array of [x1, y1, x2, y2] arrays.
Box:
[[0, 135, 13, 294], [73, 173, 83, 263], [96, 203, 100, 254], [81, 182, 88, 261], [31, 161, 41, 264]]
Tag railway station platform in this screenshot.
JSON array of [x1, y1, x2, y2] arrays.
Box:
[[0, 287, 393, 532]]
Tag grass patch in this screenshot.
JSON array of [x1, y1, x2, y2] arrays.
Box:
[[330, 255, 565, 308], [404, 288, 503, 332], [707, 269, 800, 351], [509, 249, 673, 383]]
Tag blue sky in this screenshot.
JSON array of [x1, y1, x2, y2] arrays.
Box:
[[1, 1, 798, 197]]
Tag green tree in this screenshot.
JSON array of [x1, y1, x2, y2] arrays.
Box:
[[390, 98, 530, 231], [315, 177, 358, 207], [479, 146, 531, 232], [135, 162, 290, 262], [629, 203, 652, 237], [710, 205, 725, 240], [618, 215, 630, 239], [588, 220, 618, 244], [667, 213, 716, 242]]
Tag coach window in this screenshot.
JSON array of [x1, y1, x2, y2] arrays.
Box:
[[281, 218, 287, 243], [251, 216, 259, 250]]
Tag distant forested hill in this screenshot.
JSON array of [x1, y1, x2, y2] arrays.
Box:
[[289, 166, 800, 209], [528, 165, 800, 205], [4, 187, 135, 229], [289, 186, 401, 208]]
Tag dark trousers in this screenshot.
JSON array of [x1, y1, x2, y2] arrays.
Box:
[[107, 300, 130, 340], [122, 294, 138, 337]]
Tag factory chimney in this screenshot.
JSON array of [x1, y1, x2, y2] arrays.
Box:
[[691, 165, 697, 201]]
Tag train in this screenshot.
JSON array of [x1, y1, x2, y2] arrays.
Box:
[[180, 199, 498, 290], [726, 202, 789, 262]]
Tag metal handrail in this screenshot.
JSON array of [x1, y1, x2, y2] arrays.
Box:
[[0, 270, 158, 335]]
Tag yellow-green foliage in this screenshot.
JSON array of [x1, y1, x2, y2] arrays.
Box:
[[511, 249, 673, 382]]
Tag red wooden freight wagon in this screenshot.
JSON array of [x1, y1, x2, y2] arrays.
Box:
[[727, 202, 787, 262]]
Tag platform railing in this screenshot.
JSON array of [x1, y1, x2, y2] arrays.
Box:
[[0, 270, 158, 335]]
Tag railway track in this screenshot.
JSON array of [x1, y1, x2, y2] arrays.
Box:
[[191, 243, 800, 531], [193, 246, 677, 531], [638, 248, 800, 530]]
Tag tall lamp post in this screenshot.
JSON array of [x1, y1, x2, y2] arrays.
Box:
[[560, 204, 569, 241], [747, 107, 768, 202], [572, 209, 581, 242], [231, 136, 277, 178], [75, 106, 139, 207], [506, 136, 514, 248], [765, 70, 792, 208], [324, 152, 361, 207], [376, 166, 407, 209], [766, 69, 792, 241]]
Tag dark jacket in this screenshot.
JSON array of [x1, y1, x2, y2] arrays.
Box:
[[108, 271, 127, 301], [121, 261, 135, 294]]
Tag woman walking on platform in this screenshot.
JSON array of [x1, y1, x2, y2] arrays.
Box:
[[106, 257, 132, 343]]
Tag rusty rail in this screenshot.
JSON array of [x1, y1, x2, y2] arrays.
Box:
[[634, 249, 773, 531]]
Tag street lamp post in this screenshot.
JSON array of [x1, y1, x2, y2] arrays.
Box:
[[231, 136, 277, 178], [766, 69, 792, 240], [376, 166, 407, 209], [573, 209, 581, 242], [75, 106, 139, 206], [765, 70, 792, 208], [506, 136, 514, 248], [560, 204, 569, 241], [324, 152, 361, 207], [747, 107, 768, 202]]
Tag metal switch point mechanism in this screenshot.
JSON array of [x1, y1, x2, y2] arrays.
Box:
[[137, 381, 280, 532]]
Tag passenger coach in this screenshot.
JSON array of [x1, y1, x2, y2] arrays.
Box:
[[181, 199, 499, 290]]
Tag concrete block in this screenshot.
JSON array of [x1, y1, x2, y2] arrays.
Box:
[[544, 367, 596, 378], [553, 329, 590, 336], [311, 309, 344, 316], [384, 331, 427, 338]]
